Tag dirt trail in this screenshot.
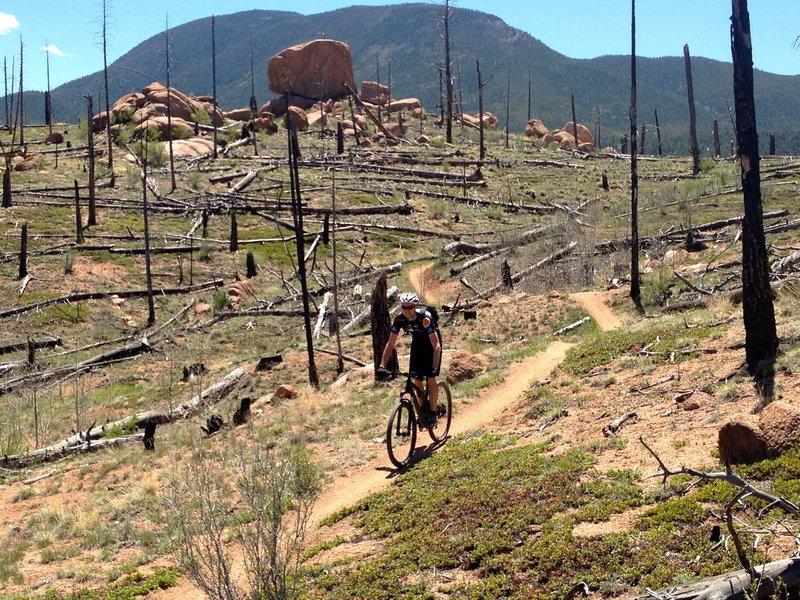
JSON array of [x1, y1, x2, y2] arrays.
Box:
[[572, 290, 622, 331]]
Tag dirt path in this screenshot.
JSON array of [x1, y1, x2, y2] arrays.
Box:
[[407, 262, 459, 306], [572, 290, 623, 331]]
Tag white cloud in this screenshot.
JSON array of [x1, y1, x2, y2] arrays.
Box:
[[41, 44, 66, 57], [0, 12, 20, 35]]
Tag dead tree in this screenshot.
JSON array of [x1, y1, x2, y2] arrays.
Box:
[[17, 37, 23, 147], [442, 0, 454, 144], [501, 259, 512, 289], [371, 273, 397, 377], [143, 423, 156, 451], [18, 222, 27, 280], [477, 59, 486, 160], [713, 119, 722, 157], [85, 95, 97, 226], [570, 93, 578, 149], [211, 15, 218, 159], [629, 0, 643, 313], [769, 133, 775, 156], [165, 18, 177, 192], [684, 44, 701, 175], [74, 180, 84, 244], [287, 117, 319, 389], [229, 210, 238, 252], [101, 0, 114, 185], [330, 170, 345, 374], [246, 252, 257, 278], [654, 108, 662, 156], [731, 0, 778, 388], [2, 167, 10, 208], [640, 124, 646, 154], [141, 137, 156, 327], [505, 70, 511, 149]]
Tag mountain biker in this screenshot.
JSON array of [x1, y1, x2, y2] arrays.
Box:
[[378, 292, 442, 427]]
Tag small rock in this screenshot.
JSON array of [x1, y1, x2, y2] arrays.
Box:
[[195, 303, 212, 314], [272, 384, 298, 400]]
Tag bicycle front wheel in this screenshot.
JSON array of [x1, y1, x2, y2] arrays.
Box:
[[428, 381, 452, 442], [386, 401, 417, 468]]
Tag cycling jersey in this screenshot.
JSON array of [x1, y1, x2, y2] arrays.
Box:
[[391, 308, 441, 377], [390, 308, 437, 337]]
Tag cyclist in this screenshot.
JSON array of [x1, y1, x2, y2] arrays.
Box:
[[378, 292, 442, 427]]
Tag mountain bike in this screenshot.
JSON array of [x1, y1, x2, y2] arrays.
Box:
[[383, 371, 452, 468]]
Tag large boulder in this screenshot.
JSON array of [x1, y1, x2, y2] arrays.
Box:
[[285, 106, 309, 131], [560, 121, 595, 145], [134, 115, 194, 139], [268, 39, 354, 100], [387, 98, 422, 113], [360, 81, 391, 105], [165, 137, 215, 158], [224, 108, 253, 122], [718, 402, 800, 464], [525, 118, 549, 138]]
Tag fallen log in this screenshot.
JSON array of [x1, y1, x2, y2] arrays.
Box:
[[0, 279, 222, 319], [602, 411, 636, 436], [0, 336, 62, 356], [1, 367, 248, 469]]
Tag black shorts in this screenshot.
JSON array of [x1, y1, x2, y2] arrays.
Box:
[[409, 332, 441, 378]]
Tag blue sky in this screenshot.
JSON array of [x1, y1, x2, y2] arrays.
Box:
[[1, 1, 799, 93]]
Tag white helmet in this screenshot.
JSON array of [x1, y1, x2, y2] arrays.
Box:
[[398, 292, 419, 305]]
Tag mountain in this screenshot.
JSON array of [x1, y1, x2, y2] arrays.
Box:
[[9, 4, 800, 155]]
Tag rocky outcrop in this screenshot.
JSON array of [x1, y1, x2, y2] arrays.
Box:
[[360, 81, 391, 106], [559, 121, 595, 146], [224, 108, 253, 122], [525, 118, 549, 138], [387, 98, 422, 113], [718, 401, 800, 464], [286, 106, 309, 131], [268, 39, 354, 100]]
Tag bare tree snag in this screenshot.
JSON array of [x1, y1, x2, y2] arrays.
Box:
[[477, 59, 486, 160], [85, 95, 97, 226], [371, 273, 397, 377], [2, 167, 10, 208], [714, 119, 722, 158], [629, 0, 643, 313], [654, 108, 663, 156], [246, 252, 257, 278], [443, 0, 454, 144], [287, 119, 319, 389], [684, 44, 701, 175], [74, 180, 84, 244], [18, 222, 27, 280], [731, 0, 778, 388], [229, 210, 238, 252]]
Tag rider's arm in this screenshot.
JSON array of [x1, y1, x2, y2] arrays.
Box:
[[379, 331, 400, 369], [428, 330, 441, 372]]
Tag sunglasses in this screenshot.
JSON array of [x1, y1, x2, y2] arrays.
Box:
[[401, 304, 417, 310]]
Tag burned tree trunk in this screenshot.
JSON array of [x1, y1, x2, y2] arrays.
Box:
[[246, 252, 257, 278], [501, 260, 513, 289], [571, 94, 578, 149], [731, 0, 777, 388], [287, 118, 319, 389], [229, 210, 238, 252], [769, 133, 775, 156], [654, 108, 663, 156], [18, 222, 28, 280], [629, 0, 643, 312], [443, 0, 454, 144], [684, 44, 701, 175], [371, 273, 397, 377], [2, 167, 10, 208], [74, 180, 84, 244], [85, 95, 97, 226], [477, 59, 486, 160]]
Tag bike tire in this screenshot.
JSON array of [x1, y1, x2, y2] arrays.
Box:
[[386, 401, 417, 468], [428, 381, 452, 442]]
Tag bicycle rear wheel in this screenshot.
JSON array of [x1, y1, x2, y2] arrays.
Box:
[[386, 401, 417, 468], [428, 381, 452, 442]]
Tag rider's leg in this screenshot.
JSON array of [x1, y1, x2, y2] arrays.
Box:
[[427, 375, 438, 412], [413, 378, 425, 408]]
